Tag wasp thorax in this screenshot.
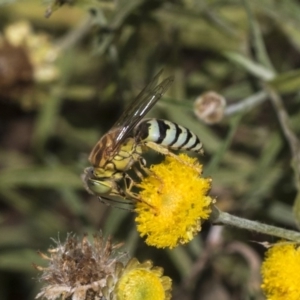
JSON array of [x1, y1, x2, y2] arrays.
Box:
[[194, 91, 226, 124], [93, 164, 115, 175]]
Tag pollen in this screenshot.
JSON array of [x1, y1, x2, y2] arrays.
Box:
[[135, 153, 214, 248], [116, 258, 172, 300], [261, 242, 300, 300]]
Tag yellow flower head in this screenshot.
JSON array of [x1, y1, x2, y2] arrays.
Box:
[[116, 258, 172, 300], [135, 153, 213, 249], [261, 242, 300, 300]]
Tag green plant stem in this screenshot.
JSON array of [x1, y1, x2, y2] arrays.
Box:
[[210, 206, 300, 242], [224, 91, 268, 116], [264, 84, 300, 225], [242, 0, 275, 71], [265, 85, 300, 186]]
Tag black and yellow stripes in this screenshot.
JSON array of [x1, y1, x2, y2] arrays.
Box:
[[136, 119, 203, 153]]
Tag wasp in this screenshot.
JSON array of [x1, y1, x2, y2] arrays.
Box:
[[82, 70, 203, 203]]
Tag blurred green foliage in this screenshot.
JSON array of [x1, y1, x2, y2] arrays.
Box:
[[0, 0, 300, 299]]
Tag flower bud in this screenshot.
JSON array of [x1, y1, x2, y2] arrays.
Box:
[[194, 91, 226, 124]]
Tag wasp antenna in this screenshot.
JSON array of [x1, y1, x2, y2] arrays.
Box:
[[98, 196, 134, 212], [154, 68, 164, 78]]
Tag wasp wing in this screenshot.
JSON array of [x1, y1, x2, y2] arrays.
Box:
[[111, 69, 174, 152]]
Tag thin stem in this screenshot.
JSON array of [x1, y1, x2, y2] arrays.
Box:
[[56, 17, 92, 51], [242, 0, 275, 71], [265, 85, 300, 181], [210, 206, 300, 242], [224, 90, 268, 116], [264, 84, 300, 224]]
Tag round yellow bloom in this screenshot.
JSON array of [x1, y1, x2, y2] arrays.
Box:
[[261, 242, 300, 300], [116, 258, 172, 300], [135, 153, 213, 248]]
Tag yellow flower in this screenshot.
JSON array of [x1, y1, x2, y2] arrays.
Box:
[[35, 233, 172, 300], [261, 242, 300, 300], [116, 258, 172, 300], [135, 153, 213, 248]]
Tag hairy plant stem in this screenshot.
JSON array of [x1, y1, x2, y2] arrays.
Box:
[[210, 206, 300, 242], [224, 90, 268, 116]]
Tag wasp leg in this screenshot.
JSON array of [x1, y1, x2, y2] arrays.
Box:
[[98, 195, 134, 211], [113, 182, 127, 198], [132, 157, 164, 193], [123, 172, 156, 209], [123, 173, 142, 201], [132, 164, 163, 190], [144, 141, 202, 173], [133, 166, 145, 181]]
